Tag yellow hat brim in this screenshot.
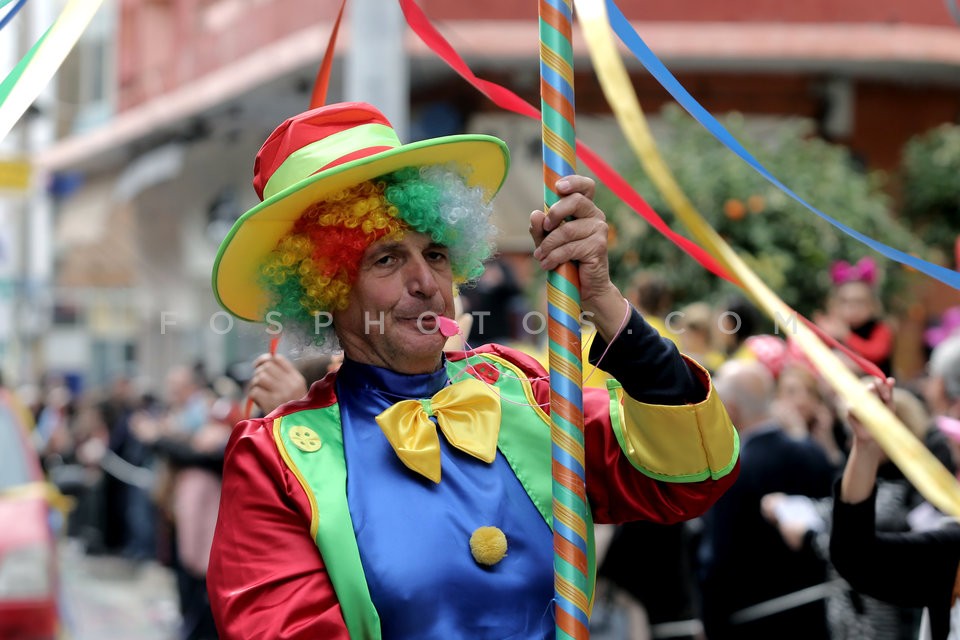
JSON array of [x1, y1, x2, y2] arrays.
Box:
[[212, 134, 510, 322]]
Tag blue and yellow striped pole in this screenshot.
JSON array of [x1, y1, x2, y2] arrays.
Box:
[[539, 1, 590, 637]]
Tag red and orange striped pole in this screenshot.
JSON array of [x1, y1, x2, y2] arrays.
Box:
[[539, 1, 590, 637]]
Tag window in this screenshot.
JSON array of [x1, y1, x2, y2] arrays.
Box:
[[58, 0, 116, 135]]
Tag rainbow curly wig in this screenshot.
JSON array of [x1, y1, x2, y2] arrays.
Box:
[[259, 164, 495, 347]]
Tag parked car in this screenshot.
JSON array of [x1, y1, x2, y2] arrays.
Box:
[[0, 389, 60, 640]]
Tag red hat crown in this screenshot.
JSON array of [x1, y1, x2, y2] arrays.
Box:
[[252, 102, 403, 201]]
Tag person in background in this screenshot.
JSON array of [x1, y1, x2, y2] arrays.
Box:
[[698, 360, 835, 640], [674, 302, 726, 374], [132, 365, 224, 640], [774, 363, 845, 465], [626, 270, 679, 346], [831, 376, 960, 640], [459, 257, 530, 347], [596, 518, 704, 640], [816, 257, 894, 376], [765, 384, 954, 640], [925, 334, 960, 459], [100, 375, 157, 560], [714, 294, 764, 362]]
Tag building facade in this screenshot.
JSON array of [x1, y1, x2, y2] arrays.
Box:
[[17, 0, 960, 390]]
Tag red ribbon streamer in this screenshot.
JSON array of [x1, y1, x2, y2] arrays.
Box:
[[310, 0, 348, 109], [399, 0, 725, 279], [399, 0, 885, 380]]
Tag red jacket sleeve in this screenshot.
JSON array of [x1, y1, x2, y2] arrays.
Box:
[[581, 383, 739, 524], [487, 344, 739, 525], [207, 418, 350, 640]]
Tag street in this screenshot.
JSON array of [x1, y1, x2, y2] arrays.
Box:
[[59, 540, 180, 640]]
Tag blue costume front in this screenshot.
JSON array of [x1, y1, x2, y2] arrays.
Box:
[[337, 357, 555, 638]]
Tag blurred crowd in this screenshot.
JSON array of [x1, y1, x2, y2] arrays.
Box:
[[23, 363, 241, 640], [13, 257, 960, 640], [18, 352, 342, 640], [468, 259, 959, 640], [594, 265, 957, 640]]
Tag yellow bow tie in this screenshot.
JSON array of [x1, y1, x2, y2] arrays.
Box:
[[374, 377, 501, 483]]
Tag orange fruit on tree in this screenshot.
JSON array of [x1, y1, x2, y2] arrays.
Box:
[[723, 198, 746, 220]]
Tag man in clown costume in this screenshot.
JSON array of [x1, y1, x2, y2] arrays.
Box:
[[207, 101, 740, 639]]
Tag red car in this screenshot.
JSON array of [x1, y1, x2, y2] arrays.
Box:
[[0, 390, 60, 640]]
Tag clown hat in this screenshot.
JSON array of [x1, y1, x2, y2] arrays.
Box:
[[212, 102, 510, 322]]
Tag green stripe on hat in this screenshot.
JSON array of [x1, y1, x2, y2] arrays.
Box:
[[263, 123, 401, 200]]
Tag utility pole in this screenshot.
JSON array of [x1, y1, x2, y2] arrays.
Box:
[[0, 0, 33, 386], [23, 0, 57, 388], [346, 0, 409, 139]]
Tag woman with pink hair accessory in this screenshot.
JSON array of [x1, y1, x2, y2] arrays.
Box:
[[816, 256, 894, 376]]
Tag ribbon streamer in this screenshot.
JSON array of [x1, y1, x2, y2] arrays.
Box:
[[946, 0, 960, 26], [397, 0, 725, 280], [0, 0, 104, 142], [603, 0, 960, 291], [576, 0, 960, 518], [398, 0, 884, 380], [308, 0, 347, 109], [0, 0, 27, 33], [0, 481, 75, 516]]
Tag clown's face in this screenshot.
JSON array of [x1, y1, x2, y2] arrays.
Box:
[[333, 232, 455, 374]]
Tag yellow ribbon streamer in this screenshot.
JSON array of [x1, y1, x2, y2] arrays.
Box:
[[575, 0, 960, 517], [0, 481, 75, 516], [0, 0, 105, 142], [375, 377, 501, 483]]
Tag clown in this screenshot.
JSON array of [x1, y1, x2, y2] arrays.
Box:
[[207, 102, 740, 639]]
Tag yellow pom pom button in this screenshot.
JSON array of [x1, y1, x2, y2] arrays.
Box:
[[470, 526, 507, 567], [289, 426, 322, 452]]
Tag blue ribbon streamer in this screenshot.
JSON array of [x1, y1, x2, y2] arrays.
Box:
[[0, 0, 27, 33], [947, 0, 960, 26], [606, 0, 960, 290]]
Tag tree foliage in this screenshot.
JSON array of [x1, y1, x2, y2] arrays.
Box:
[[596, 105, 923, 317], [900, 122, 960, 264]]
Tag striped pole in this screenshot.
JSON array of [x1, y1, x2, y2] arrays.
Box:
[[539, 1, 590, 638]]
